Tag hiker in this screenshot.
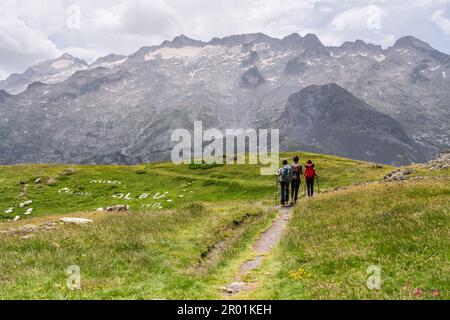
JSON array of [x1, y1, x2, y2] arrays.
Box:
[[290, 155, 303, 205], [277, 160, 292, 206], [304, 160, 318, 198]]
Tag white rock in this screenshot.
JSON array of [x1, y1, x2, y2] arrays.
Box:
[[23, 208, 33, 215], [19, 200, 33, 207], [4, 208, 14, 214], [13, 216, 21, 221], [60, 218, 93, 225]]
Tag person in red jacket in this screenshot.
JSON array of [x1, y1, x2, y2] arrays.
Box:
[[304, 160, 318, 197]]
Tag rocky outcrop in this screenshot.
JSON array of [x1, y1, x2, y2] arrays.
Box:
[[383, 168, 416, 182], [280, 84, 427, 165], [426, 150, 450, 170], [97, 205, 130, 212], [240, 67, 265, 88]]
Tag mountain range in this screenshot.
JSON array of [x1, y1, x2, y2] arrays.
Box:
[[0, 33, 449, 165]]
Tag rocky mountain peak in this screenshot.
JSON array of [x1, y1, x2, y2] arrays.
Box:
[[52, 53, 89, 67], [393, 36, 433, 51], [300, 33, 328, 56], [340, 39, 382, 52], [280, 33, 303, 50], [282, 83, 424, 165], [209, 33, 276, 47], [161, 35, 206, 48], [58, 52, 75, 60]]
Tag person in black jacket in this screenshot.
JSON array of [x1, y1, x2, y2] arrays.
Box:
[[290, 155, 303, 205]]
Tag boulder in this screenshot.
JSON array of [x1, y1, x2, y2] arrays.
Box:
[[223, 282, 247, 294], [383, 168, 416, 182], [97, 205, 130, 212], [426, 149, 450, 170], [60, 218, 93, 225]]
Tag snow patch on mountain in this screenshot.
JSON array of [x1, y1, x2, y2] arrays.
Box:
[[91, 58, 127, 69], [145, 46, 218, 62], [51, 59, 75, 69], [373, 54, 386, 62], [430, 65, 441, 71]]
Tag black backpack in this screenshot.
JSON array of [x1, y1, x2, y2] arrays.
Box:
[[292, 164, 302, 180]]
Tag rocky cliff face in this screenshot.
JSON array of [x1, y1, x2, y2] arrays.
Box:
[[279, 84, 426, 165], [0, 33, 448, 165]]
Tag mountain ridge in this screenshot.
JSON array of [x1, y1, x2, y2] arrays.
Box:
[[0, 32, 448, 165]]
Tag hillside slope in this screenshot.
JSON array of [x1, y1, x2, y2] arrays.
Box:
[[248, 174, 449, 300], [0, 152, 448, 299]]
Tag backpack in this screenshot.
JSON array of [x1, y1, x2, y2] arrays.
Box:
[[305, 166, 316, 180], [292, 164, 302, 180], [280, 165, 292, 182]]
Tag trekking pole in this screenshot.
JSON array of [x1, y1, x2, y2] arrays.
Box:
[[304, 178, 307, 198], [316, 175, 320, 193], [274, 174, 277, 207]]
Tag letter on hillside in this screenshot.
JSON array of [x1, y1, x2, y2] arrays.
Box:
[[203, 128, 224, 164], [193, 121, 203, 164], [225, 129, 258, 164], [259, 129, 280, 176], [171, 129, 192, 164]]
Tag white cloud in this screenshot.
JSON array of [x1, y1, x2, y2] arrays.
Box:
[[431, 9, 450, 35], [0, 6, 61, 76], [331, 5, 383, 32], [1, 0, 450, 80]]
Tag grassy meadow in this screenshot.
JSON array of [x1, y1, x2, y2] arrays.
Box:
[[0, 152, 448, 299], [246, 176, 450, 300]]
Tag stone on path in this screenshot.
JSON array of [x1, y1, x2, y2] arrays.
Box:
[[223, 282, 247, 294]]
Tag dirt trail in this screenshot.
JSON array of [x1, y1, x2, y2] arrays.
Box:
[[222, 206, 293, 297]]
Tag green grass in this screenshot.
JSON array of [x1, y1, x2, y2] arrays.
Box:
[[0, 202, 276, 299], [0, 152, 392, 221], [0, 152, 448, 300], [247, 175, 450, 300]]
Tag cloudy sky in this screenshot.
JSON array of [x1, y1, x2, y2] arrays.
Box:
[[1, 0, 450, 79]]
